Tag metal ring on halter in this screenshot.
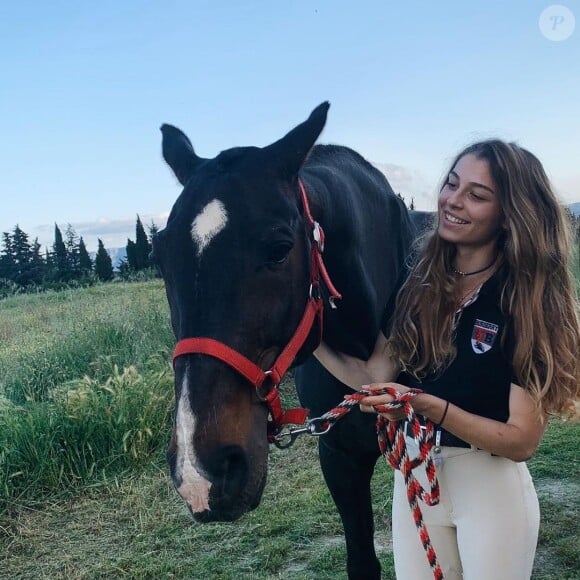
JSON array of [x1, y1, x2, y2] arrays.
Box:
[[309, 284, 320, 300], [256, 369, 278, 402]]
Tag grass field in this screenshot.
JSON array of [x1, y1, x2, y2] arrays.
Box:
[[1, 278, 579, 579]]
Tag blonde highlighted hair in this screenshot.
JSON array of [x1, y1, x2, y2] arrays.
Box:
[[388, 140, 580, 417]]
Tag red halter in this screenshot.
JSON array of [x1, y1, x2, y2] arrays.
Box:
[[172, 179, 342, 441]]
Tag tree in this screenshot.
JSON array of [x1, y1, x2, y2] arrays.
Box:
[[126, 239, 138, 271], [78, 237, 93, 276], [0, 232, 15, 281], [53, 224, 70, 281], [95, 239, 114, 281], [11, 226, 33, 285], [29, 238, 47, 285], [135, 215, 151, 270], [65, 224, 81, 278], [147, 221, 159, 240]]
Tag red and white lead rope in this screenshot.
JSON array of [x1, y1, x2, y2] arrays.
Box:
[[316, 386, 444, 580]]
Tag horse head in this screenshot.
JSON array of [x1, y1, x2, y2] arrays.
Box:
[[153, 103, 330, 521]]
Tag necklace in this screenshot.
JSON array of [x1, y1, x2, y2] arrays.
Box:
[[451, 256, 496, 277]]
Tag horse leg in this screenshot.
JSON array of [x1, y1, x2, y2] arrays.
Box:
[[294, 357, 382, 580], [319, 432, 381, 579]]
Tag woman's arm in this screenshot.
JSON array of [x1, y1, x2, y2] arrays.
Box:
[[313, 332, 400, 390], [360, 383, 546, 462]]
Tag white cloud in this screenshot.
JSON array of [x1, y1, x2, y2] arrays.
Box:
[[370, 161, 436, 211]]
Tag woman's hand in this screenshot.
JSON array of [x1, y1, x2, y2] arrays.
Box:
[[358, 382, 414, 421]]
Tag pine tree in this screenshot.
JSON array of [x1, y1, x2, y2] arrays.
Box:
[[147, 221, 162, 278], [95, 239, 113, 281], [0, 232, 16, 281], [147, 221, 159, 240], [135, 215, 151, 270], [65, 224, 81, 278], [78, 237, 93, 276], [12, 225, 33, 285], [53, 224, 70, 281]]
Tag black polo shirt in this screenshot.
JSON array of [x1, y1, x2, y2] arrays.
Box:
[[398, 271, 515, 423]]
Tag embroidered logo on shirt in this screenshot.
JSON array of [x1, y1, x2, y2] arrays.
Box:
[[471, 319, 499, 354]]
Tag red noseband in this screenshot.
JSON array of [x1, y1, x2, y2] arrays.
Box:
[[172, 179, 341, 441]]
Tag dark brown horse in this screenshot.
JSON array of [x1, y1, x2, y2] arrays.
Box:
[[153, 103, 419, 579]]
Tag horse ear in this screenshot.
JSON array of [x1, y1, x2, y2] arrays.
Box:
[[160, 124, 203, 186], [263, 102, 330, 178]]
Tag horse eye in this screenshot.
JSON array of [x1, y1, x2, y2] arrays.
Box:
[[267, 242, 293, 265]]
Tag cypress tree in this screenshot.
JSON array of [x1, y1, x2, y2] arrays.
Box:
[[135, 215, 151, 270], [126, 239, 138, 271], [29, 238, 47, 285], [78, 237, 93, 276], [53, 224, 69, 281], [95, 239, 114, 281]]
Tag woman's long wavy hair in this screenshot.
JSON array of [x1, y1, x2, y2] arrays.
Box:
[[388, 139, 580, 417]]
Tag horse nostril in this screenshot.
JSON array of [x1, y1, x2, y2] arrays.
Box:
[[209, 445, 249, 500]]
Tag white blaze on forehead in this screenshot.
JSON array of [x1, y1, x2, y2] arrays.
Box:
[[191, 199, 228, 257], [175, 375, 212, 512]]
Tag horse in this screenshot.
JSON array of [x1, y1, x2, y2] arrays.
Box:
[[153, 102, 423, 579]]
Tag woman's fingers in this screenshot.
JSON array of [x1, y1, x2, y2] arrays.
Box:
[[357, 385, 407, 420], [359, 394, 393, 407]]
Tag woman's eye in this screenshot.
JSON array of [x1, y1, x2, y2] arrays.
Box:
[[470, 191, 485, 201]]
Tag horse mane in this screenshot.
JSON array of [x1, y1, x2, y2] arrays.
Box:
[[308, 144, 383, 176]]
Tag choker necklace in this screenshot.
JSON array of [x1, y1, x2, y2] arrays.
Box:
[[451, 258, 496, 277]]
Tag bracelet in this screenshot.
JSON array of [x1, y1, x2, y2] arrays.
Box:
[[438, 400, 450, 427]]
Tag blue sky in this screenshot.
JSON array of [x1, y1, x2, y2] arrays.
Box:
[[1, 1, 579, 251]]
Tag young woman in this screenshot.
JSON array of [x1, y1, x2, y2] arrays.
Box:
[[314, 140, 580, 580]]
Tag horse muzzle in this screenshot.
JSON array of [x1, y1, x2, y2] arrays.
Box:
[[167, 440, 267, 522]]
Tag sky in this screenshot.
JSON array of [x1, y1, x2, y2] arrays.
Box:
[[1, 0, 579, 251]]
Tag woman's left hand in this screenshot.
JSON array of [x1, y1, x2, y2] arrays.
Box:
[[358, 382, 413, 421]]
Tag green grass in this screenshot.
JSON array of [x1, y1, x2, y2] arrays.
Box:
[[0, 281, 173, 403], [0, 281, 175, 509], [1, 279, 579, 579], [1, 418, 577, 579]]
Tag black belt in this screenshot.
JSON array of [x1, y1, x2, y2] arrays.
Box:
[[405, 422, 471, 448]]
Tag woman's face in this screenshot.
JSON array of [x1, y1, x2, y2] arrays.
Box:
[[438, 153, 503, 249]]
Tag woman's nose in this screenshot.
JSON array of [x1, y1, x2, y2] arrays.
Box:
[[446, 188, 464, 208]]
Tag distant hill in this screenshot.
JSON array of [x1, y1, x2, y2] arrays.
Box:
[[568, 202, 580, 217]]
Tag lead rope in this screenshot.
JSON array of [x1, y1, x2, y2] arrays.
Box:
[[313, 386, 444, 580]]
